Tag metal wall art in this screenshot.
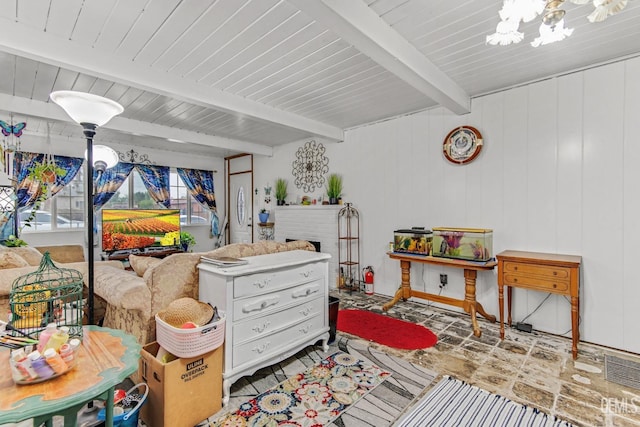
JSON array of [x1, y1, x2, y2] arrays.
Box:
[[442, 126, 483, 165], [292, 140, 329, 193], [118, 149, 155, 164]]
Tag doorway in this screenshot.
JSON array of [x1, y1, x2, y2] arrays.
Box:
[[225, 154, 253, 244]]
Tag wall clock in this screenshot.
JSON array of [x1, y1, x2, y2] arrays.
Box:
[[443, 126, 483, 165]]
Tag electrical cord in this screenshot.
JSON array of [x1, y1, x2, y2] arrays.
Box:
[[518, 293, 552, 324], [419, 264, 444, 308], [559, 296, 581, 335]]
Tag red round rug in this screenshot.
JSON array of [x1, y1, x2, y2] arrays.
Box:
[[337, 309, 438, 350]]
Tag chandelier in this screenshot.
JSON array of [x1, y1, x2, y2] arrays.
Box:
[[487, 0, 631, 47]]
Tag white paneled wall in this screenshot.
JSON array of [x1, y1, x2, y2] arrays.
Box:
[[255, 56, 640, 354]]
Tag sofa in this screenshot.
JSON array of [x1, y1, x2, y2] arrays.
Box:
[[0, 245, 124, 322], [94, 240, 316, 345]]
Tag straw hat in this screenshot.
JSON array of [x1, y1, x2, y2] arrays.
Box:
[[157, 297, 214, 327]]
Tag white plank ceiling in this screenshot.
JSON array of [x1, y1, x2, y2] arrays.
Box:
[[0, 0, 639, 158]]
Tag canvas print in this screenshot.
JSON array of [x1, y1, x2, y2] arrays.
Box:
[[101, 209, 180, 252]]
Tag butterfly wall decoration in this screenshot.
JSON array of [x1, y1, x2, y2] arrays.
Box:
[[0, 120, 26, 137]]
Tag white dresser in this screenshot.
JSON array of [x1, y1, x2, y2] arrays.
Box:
[[198, 250, 331, 406]]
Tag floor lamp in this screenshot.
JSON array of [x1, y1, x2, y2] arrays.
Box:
[[49, 91, 123, 325]]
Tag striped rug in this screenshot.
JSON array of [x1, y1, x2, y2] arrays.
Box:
[[396, 376, 575, 427]]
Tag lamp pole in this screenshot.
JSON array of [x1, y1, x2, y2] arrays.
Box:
[[49, 91, 123, 327], [83, 123, 97, 325]]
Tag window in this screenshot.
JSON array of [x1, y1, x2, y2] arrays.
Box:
[[19, 170, 85, 232], [104, 168, 210, 225], [19, 167, 210, 232]]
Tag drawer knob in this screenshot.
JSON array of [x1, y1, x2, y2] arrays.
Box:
[[253, 278, 270, 289], [553, 271, 558, 276], [300, 325, 311, 334], [301, 270, 311, 278], [513, 266, 518, 271], [252, 321, 271, 333], [300, 306, 312, 316], [253, 342, 270, 354], [513, 278, 518, 282], [553, 283, 557, 288]]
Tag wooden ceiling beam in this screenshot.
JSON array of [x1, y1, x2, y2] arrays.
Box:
[[289, 0, 470, 115], [0, 18, 344, 143], [0, 93, 274, 156]]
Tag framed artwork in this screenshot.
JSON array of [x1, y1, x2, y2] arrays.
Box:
[[442, 126, 483, 165]]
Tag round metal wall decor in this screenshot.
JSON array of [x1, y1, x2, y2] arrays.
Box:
[[442, 126, 483, 165], [292, 140, 329, 193]]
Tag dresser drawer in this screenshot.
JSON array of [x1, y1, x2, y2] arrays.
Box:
[[232, 313, 325, 369], [232, 279, 324, 321], [233, 262, 325, 298], [503, 273, 569, 292], [232, 296, 325, 344], [503, 261, 570, 280]]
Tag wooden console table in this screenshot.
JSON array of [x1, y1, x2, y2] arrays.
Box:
[[496, 250, 581, 359], [385, 252, 497, 337], [0, 326, 140, 427]]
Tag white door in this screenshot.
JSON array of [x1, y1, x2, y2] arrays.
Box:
[[229, 171, 253, 243]]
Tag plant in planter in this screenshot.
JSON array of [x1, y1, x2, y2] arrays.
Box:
[[258, 209, 270, 223], [28, 161, 67, 185], [275, 178, 288, 206], [2, 234, 27, 247], [326, 173, 343, 205], [179, 231, 196, 252]]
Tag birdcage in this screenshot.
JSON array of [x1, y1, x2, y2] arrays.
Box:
[[9, 252, 83, 340]]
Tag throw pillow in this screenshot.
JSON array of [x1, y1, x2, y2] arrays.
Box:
[[0, 251, 30, 269], [7, 246, 44, 266], [129, 255, 162, 277]]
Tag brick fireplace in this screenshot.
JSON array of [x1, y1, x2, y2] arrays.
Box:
[[275, 205, 341, 288]]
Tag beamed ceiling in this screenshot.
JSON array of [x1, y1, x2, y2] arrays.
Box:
[[1, 0, 639, 158]]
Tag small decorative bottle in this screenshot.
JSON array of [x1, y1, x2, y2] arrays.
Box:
[[37, 323, 58, 353], [43, 348, 68, 374], [44, 326, 70, 352], [27, 350, 55, 380]]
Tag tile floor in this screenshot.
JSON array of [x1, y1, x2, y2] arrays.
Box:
[[335, 290, 640, 427]]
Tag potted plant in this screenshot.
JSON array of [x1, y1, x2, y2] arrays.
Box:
[[2, 234, 27, 247], [28, 161, 67, 185], [326, 173, 343, 205], [258, 209, 270, 223], [179, 231, 196, 252], [275, 178, 288, 206]]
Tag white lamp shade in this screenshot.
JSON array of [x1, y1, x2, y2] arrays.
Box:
[[50, 91, 123, 126], [86, 145, 119, 170]]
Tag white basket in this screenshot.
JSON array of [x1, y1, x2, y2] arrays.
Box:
[[155, 311, 225, 358]]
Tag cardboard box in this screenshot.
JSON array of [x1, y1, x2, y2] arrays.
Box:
[[140, 342, 223, 427]]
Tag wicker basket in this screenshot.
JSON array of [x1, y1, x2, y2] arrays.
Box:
[[155, 312, 225, 358]]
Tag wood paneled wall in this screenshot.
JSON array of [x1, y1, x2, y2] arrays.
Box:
[[255, 56, 640, 354]]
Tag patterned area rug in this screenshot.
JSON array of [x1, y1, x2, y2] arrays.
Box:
[[396, 376, 575, 427], [211, 352, 390, 426], [207, 335, 437, 427]]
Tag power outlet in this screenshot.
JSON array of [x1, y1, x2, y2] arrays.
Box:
[[439, 274, 448, 288]]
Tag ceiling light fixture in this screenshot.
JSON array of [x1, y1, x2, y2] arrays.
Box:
[[50, 90, 123, 325], [487, 0, 630, 47]]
